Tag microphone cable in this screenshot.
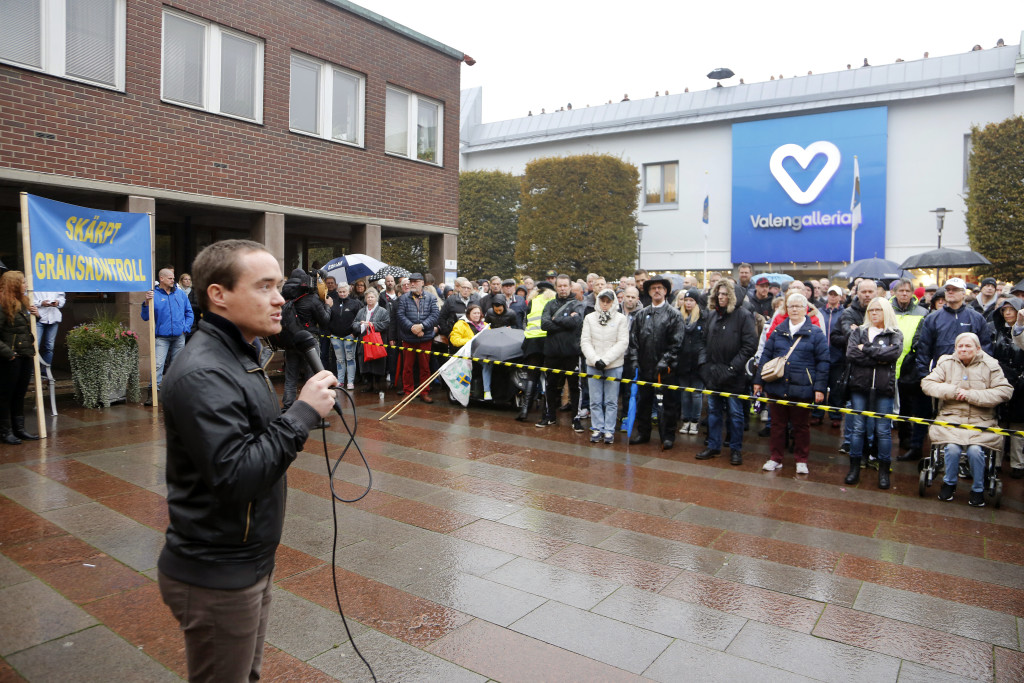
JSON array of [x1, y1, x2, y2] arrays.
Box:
[[314, 383, 376, 682]]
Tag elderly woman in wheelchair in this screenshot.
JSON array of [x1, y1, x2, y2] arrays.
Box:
[[920, 332, 1013, 507]]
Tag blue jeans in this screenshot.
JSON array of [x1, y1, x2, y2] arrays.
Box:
[[154, 334, 185, 389], [331, 336, 357, 385], [848, 392, 893, 461], [482, 364, 493, 394], [36, 321, 60, 366], [944, 444, 986, 492], [678, 375, 703, 422], [708, 395, 745, 451], [587, 365, 623, 434]]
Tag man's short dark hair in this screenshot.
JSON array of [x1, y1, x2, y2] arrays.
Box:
[[738, 263, 752, 271], [634, 269, 649, 277], [555, 273, 571, 283], [192, 239, 271, 310], [895, 278, 914, 291]]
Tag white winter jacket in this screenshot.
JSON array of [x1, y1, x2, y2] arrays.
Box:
[[580, 309, 629, 369]]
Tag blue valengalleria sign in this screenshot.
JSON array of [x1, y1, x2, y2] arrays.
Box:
[[731, 107, 888, 263], [27, 194, 152, 292]]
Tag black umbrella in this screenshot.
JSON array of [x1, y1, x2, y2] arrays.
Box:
[[472, 327, 525, 362], [835, 258, 909, 283], [371, 265, 410, 280], [707, 68, 735, 80], [899, 248, 992, 270]]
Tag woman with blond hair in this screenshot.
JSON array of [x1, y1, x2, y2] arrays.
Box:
[[0, 271, 40, 444], [674, 289, 706, 434], [843, 296, 903, 488]]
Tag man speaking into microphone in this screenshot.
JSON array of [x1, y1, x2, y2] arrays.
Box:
[[156, 240, 337, 682]]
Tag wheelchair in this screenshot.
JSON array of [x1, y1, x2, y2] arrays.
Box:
[[918, 443, 1002, 508]]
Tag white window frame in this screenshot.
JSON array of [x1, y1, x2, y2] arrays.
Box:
[[289, 52, 365, 147], [642, 161, 679, 210], [385, 85, 443, 166], [0, 0, 126, 91], [160, 8, 264, 124]]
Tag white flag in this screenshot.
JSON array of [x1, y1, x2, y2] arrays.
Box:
[[440, 343, 474, 406]]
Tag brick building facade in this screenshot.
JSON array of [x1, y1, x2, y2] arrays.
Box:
[[0, 0, 465, 377]]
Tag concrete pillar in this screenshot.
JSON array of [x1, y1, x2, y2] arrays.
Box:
[[428, 233, 457, 287], [116, 195, 155, 387], [251, 212, 285, 273], [351, 223, 381, 259]]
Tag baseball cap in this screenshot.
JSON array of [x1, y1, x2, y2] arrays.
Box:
[[756, 277, 770, 286], [943, 277, 967, 290], [545, 270, 557, 278], [597, 288, 616, 301], [827, 285, 844, 296]]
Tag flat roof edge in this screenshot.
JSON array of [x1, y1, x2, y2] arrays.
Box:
[[321, 0, 464, 61]]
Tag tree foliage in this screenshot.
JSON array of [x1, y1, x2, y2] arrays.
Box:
[[380, 236, 429, 276], [515, 154, 639, 280], [458, 170, 520, 280], [966, 115, 1024, 281]]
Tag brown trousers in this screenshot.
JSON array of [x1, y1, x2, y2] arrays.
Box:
[[158, 570, 274, 682]]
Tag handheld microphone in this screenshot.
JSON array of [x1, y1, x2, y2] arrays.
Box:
[[293, 330, 344, 417]]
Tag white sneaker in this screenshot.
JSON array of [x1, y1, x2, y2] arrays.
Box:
[[578, 408, 590, 419], [483, 391, 492, 401], [689, 423, 699, 435], [346, 382, 354, 391], [760, 410, 769, 422], [762, 460, 783, 471], [679, 422, 690, 434], [378, 391, 385, 401], [796, 462, 809, 475]]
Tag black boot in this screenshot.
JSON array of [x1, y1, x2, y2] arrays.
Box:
[[12, 417, 38, 441], [0, 419, 21, 445], [517, 380, 536, 422], [844, 458, 861, 485], [878, 462, 891, 490]]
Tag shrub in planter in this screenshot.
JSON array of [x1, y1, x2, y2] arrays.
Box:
[[67, 315, 140, 409]]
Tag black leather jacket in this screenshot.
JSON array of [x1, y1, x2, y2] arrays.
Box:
[[541, 294, 586, 358], [157, 313, 320, 589], [627, 303, 685, 376]]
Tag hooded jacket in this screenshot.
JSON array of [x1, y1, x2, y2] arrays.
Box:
[[889, 295, 927, 381], [581, 306, 629, 370], [921, 349, 1013, 451], [989, 298, 1024, 423], [484, 293, 519, 329], [700, 282, 758, 392], [677, 299, 707, 376]]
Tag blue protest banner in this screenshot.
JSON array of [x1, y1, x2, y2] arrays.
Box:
[[27, 194, 152, 292]]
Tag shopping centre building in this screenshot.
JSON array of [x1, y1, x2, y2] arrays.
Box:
[[460, 35, 1024, 280]]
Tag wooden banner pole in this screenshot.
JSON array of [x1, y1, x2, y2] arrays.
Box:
[[148, 212, 157, 408], [19, 192, 47, 439]]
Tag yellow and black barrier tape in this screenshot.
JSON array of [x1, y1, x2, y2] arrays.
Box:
[[308, 333, 1024, 438]]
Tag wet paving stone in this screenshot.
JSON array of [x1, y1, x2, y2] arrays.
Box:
[[448, 519, 569, 561], [509, 600, 672, 674], [711, 530, 841, 572], [813, 604, 994, 679], [596, 529, 730, 575], [545, 544, 681, 592], [715, 554, 862, 607], [602, 509, 722, 547], [484, 557, 620, 610], [643, 638, 820, 683]]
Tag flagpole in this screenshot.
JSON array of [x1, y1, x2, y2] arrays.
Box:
[[702, 172, 709, 288], [850, 155, 861, 263]]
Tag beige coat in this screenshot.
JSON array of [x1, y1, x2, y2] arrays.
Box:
[[921, 351, 1013, 451]]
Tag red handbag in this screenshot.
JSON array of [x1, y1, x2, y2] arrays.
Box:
[[362, 323, 387, 361]]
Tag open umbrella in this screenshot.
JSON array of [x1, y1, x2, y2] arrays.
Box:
[[899, 248, 992, 270], [752, 272, 794, 287], [472, 327, 525, 362], [657, 273, 686, 293], [707, 68, 735, 80], [835, 258, 909, 283], [372, 264, 410, 281], [323, 254, 386, 283]]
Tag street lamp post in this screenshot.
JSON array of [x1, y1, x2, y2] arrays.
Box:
[[931, 207, 950, 248], [635, 221, 647, 269]]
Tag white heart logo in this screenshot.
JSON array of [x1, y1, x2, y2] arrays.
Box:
[[769, 141, 842, 205]]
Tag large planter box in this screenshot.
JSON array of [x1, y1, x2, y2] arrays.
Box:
[[69, 346, 141, 409]]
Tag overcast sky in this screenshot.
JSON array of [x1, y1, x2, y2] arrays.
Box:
[[353, 0, 1024, 123]]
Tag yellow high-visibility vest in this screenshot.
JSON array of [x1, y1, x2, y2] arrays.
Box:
[[524, 292, 554, 338]]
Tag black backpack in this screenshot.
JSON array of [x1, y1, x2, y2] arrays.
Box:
[[269, 293, 309, 350]]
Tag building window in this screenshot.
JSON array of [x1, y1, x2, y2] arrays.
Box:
[[289, 53, 364, 146], [385, 86, 442, 165], [643, 162, 678, 207], [0, 0, 125, 90], [161, 9, 263, 123]]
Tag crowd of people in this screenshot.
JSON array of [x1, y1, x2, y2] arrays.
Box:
[[268, 262, 1024, 507], [3, 255, 1023, 508]]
